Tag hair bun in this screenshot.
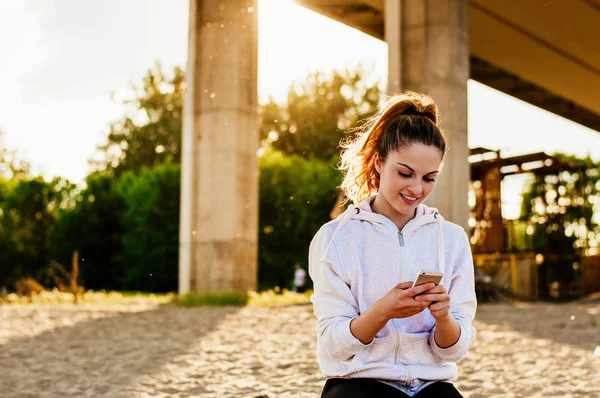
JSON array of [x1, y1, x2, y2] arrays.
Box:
[[394, 91, 438, 125]]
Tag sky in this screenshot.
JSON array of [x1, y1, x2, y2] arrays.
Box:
[[1, 0, 600, 219]]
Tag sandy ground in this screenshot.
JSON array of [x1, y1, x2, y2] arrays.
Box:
[[1, 301, 599, 398]]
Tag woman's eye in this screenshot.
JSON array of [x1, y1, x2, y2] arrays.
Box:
[[424, 177, 435, 183], [398, 172, 411, 178]]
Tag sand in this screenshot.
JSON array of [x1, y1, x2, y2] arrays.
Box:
[[1, 301, 599, 397]]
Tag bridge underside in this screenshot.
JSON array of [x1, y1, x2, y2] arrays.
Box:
[[295, 0, 600, 132], [470, 57, 600, 132]]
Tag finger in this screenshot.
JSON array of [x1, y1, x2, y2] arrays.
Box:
[[395, 281, 414, 290], [422, 285, 447, 294], [429, 302, 447, 312], [406, 283, 436, 297], [415, 293, 449, 302], [408, 298, 433, 306], [405, 299, 432, 308]]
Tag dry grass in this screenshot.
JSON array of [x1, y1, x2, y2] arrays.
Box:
[[0, 287, 312, 307], [0, 288, 175, 305], [247, 288, 313, 307], [175, 288, 313, 307]]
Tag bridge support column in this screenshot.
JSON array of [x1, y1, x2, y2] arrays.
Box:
[[179, 0, 259, 294], [386, 0, 470, 228]]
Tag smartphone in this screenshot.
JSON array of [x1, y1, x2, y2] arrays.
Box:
[[412, 270, 444, 288]]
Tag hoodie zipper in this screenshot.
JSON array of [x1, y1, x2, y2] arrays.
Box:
[[394, 231, 405, 365], [397, 231, 405, 280]]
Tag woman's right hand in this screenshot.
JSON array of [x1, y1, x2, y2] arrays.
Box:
[[375, 281, 436, 320]]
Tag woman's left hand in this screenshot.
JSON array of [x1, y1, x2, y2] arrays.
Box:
[[414, 285, 451, 320]]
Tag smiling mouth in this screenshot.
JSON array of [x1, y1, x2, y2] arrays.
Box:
[[400, 193, 419, 201]]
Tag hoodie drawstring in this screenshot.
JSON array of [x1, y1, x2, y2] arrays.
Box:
[[435, 212, 446, 274]]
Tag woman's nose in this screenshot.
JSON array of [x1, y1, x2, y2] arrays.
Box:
[[408, 182, 423, 196]]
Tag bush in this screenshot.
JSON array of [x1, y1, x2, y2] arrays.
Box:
[[50, 174, 126, 290], [0, 178, 67, 287], [116, 162, 181, 292], [258, 150, 340, 290]]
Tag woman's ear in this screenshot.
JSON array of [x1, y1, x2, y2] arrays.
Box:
[[374, 153, 382, 174]]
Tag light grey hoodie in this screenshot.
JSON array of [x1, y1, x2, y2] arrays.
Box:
[[308, 195, 476, 392]]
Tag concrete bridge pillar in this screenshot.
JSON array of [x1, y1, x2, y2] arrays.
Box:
[[179, 0, 259, 294], [386, 0, 470, 229]]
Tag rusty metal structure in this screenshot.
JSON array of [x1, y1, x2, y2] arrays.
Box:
[[468, 147, 598, 299]]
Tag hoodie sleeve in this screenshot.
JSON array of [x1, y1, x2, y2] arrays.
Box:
[[429, 230, 477, 362], [309, 225, 373, 362]]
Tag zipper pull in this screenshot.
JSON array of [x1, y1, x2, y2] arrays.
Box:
[[398, 231, 405, 246]]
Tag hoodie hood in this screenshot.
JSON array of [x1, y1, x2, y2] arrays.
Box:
[[325, 195, 447, 272]]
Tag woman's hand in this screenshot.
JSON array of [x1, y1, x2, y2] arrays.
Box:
[[415, 284, 451, 320], [375, 281, 436, 321], [416, 284, 461, 348]]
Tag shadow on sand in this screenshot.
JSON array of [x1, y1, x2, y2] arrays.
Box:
[[476, 301, 599, 352], [0, 303, 242, 397]]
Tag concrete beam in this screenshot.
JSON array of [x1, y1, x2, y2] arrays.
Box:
[[471, 56, 600, 133]]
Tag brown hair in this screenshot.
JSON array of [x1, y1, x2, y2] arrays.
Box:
[[339, 91, 447, 205]]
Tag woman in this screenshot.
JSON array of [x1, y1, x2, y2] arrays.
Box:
[[309, 92, 476, 397]]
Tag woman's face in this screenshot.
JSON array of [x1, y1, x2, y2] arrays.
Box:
[[375, 143, 443, 215]]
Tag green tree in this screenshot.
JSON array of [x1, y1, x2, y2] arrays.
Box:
[[50, 174, 126, 290], [260, 65, 380, 161], [116, 162, 181, 292], [258, 150, 341, 290], [0, 178, 74, 287], [92, 63, 379, 172], [92, 63, 184, 176]]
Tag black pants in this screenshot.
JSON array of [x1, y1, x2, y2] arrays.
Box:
[[321, 378, 463, 398]]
